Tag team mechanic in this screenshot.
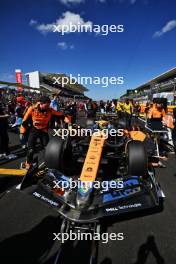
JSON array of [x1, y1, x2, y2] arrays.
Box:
[[20, 96, 65, 167]]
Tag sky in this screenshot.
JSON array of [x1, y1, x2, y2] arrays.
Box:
[[0, 0, 176, 100]]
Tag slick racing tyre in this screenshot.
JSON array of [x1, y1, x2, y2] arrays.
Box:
[[127, 140, 148, 176], [45, 137, 68, 171]]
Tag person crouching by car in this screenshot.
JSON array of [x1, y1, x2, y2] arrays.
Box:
[[20, 96, 65, 168]]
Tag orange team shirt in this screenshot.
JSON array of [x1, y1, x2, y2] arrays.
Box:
[[148, 106, 166, 119], [22, 103, 63, 132]]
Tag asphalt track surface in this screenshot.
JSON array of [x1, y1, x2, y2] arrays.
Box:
[[0, 119, 176, 264]]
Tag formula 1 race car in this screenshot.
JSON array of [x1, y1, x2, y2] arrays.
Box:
[[3, 122, 164, 263], [19, 133, 163, 222]]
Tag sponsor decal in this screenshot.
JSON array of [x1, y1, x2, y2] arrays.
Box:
[[105, 203, 142, 212], [89, 155, 96, 160], [33, 192, 59, 206], [78, 182, 92, 196], [86, 167, 93, 172], [103, 177, 141, 202]]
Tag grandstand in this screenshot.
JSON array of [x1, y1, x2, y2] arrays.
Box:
[[0, 80, 42, 93], [25, 71, 89, 99], [121, 67, 176, 104], [0, 71, 89, 99]]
